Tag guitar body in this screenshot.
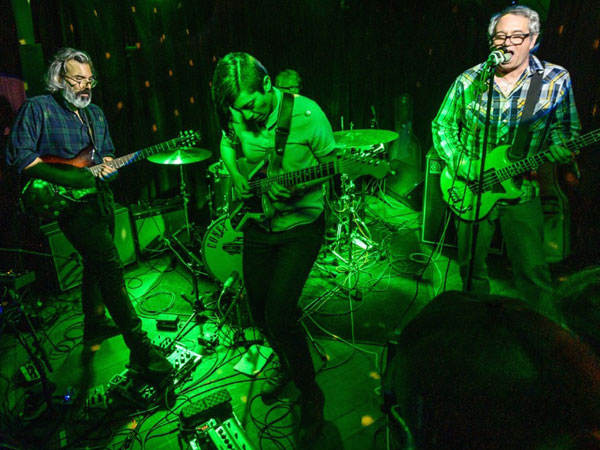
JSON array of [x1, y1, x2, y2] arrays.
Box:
[[441, 144, 526, 221], [228, 158, 275, 231], [39, 145, 96, 168]]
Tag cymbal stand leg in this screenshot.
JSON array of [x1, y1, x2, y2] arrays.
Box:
[[179, 165, 191, 243]]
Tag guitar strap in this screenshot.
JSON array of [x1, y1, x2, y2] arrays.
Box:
[[275, 92, 295, 156], [508, 70, 543, 160]]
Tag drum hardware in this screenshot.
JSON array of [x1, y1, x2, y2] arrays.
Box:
[[148, 147, 213, 307], [148, 146, 212, 242], [205, 160, 231, 221], [333, 128, 399, 149]]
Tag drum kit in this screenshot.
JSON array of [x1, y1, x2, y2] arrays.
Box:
[[146, 128, 399, 290]]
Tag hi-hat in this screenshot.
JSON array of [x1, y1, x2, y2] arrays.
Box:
[[147, 147, 212, 165], [333, 129, 399, 148]]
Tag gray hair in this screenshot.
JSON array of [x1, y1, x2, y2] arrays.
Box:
[[45, 47, 95, 93], [487, 5, 541, 40]]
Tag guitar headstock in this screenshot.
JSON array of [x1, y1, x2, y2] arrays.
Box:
[[337, 147, 390, 180], [178, 130, 201, 147]]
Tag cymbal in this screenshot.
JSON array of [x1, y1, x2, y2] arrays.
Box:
[[333, 129, 399, 148], [147, 147, 212, 165]]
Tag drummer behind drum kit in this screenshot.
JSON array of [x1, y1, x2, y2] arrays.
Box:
[[147, 128, 399, 290]]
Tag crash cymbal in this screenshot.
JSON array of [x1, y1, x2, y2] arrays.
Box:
[[333, 129, 399, 148], [147, 147, 212, 165]]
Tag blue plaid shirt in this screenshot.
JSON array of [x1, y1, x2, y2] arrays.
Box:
[[432, 55, 580, 202], [6, 93, 115, 172]]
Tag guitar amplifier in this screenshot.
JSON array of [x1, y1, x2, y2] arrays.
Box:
[[421, 151, 504, 254], [129, 200, 186, 257], [40, 204, 136, 292]]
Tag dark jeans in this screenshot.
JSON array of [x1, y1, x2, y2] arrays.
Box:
[[243, 215, 325, 393], [456, 197, 555, 315], [57, 198, 143, 343]]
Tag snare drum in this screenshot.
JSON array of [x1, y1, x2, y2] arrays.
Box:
[[207, 161, 231, 218], [201, 215, 243, 284]]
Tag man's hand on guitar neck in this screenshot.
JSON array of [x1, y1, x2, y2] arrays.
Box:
[[98, 157, 118, 181], [547, 144, 573, 164]]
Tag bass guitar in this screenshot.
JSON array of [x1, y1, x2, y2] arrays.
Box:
[[440, 128, 600, 221], [228, 148, 390, 231], [21, 130, 200, 219]]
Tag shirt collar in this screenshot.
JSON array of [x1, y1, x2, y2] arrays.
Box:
[[527, 54, 544, 76]]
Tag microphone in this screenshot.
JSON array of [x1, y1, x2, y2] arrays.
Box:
[[487, 48, 511, 66], [219, 271, 240, 296]]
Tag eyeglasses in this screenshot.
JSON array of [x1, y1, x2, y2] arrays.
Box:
[[63, 74, 98, 88], [491, 33, 531, 46]]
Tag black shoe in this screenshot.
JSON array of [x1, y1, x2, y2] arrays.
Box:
[[260, 362, 292, 405], [297, 384, 325, 445], [83, 316, 120, 347], [129, 345, 172, 378]]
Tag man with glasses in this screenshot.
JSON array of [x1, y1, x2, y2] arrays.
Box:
[[431, 6, 580, 319], [275, 69, 302, 95], [5, 48, 172, 378]]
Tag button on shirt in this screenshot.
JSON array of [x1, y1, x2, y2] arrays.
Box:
[[6, 93, 115, 172], [221, 88, 336, 232], [432, 55, 580, 203]]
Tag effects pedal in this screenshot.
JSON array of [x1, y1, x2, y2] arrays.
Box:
[[180, 389, 232, 427], [191, 413, 255, 450]]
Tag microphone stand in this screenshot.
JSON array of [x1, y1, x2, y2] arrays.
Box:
[[465, 61, 496, 292]]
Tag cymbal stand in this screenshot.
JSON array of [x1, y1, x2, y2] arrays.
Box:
[[330, 173, 366, 301]]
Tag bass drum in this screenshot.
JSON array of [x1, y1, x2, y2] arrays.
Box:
[[201, 215, 243, 284]]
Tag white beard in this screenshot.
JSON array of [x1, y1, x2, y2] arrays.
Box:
[[62, 86, 92, 109]]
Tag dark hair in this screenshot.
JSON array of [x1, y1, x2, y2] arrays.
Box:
[[211, 52, 268, 133]]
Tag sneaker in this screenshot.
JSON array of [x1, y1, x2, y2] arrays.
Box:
[[83, 316, 120, 347], [260, 363, 292, 405], [297, 384, 325, 445]]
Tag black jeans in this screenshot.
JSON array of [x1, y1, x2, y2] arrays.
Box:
[[57, 197, 142, 341], [242, 215, 325, 393]]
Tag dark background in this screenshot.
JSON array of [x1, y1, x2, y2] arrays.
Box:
[[2, 0, 600, 266]]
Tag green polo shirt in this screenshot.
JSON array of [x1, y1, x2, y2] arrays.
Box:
[[221, 88, 335, 232]]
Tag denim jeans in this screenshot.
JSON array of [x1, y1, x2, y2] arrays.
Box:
[[58, 197, 142, 340], [455, 197, 554, 315], [242, 215, 325, 393]]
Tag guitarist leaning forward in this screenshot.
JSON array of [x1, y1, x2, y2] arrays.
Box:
[[5, 48, 172, 378], [212, 52, 335, 444], [431, 5, 580, 321]]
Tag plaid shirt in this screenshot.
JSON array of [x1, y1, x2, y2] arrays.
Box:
[[6, 93, 115, 172], [432, 54, 580, 202]]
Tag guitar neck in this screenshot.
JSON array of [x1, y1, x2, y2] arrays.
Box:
[[88, 139, 184, 176], [495, 128, 600, 182], [252, 161, 338, 195]]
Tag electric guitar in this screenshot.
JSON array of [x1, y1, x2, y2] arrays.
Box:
[[228, 148, 390, 231], [440, 128, 600, 221], [21, 130, 200, 219]]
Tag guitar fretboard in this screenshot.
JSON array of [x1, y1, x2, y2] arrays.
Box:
[[253, 162, 338, 194], [88, 132, 199, 176], [490, 128, 600, 184]]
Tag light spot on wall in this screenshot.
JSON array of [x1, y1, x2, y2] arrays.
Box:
[[152, 124, 158, 133]]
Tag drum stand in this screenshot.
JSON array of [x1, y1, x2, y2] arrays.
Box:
[[163, 164, 207, 309], [329, 173, 373, 301]]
